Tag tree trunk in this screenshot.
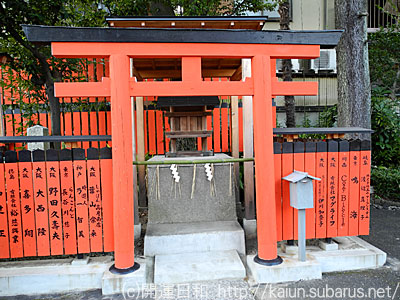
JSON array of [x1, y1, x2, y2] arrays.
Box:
[[335, 0, 371, 139], [46, 79, 61, 148], [279, 0, 296, 127]]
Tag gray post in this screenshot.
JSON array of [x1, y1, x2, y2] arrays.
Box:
[[298, 209, 306, 262]]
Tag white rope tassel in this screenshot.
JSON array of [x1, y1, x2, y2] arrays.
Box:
[[169, 164, 182, 199], [211, 164, 216, 197], [170, 164, 180, 183], [191, 165, 196, 199]]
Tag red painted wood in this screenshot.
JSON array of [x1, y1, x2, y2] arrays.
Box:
[[73, 112, 82, 147], [73, 159, 90, 253], [32, 161, 50, 256], [274, 151, 283, 241], [349, 149, 360, 236], [52, 42, 321, 60], [315, 150, 328, 238], [221, 107, 229, 152], [87, 157, 103, 252], [98, 109, 107, 148], [81, 112, 90, 149], [64, 112, 73, 136], [109, 54, 136, 268], [213, 108, 221, 153], [164, 116, 170, 153], [100, 157, 114, 252], [144, 110, 148, 154], [337, 149, 350, 236], [252, 55, 278, 260], [18, 161, 37, 257], [327, 145, 339, 238], [148, 110, 156, 155], [238, 106, 243, 152], [156, 110, 164, 155], [207, 114, 212, 151], [106, 110, 112, 147], [60, 159, 78, 255], [90, 111, 98, 147], [0, 161, 10, 258], [359, 150, 371, 235], [46, 161, 63, 255]]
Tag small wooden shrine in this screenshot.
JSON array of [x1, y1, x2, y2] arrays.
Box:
[[157, 96, 219, 157]]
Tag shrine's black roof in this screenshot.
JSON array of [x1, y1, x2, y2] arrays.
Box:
[[22, 25, 342, 48], [157, 96, 220, 109]]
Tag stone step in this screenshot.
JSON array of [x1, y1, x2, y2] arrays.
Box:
[[144, 221, 245, 257], [154, 250, 246, 284]]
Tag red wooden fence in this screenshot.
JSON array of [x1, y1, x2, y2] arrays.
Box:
[[274, 139, 371, 241], [0, 148, 114, 259]]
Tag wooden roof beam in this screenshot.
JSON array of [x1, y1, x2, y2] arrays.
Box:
[[230, 65, 242, 81]]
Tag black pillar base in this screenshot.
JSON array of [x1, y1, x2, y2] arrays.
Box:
[[287, 240, 295, 246], [109, 262, 140, 275], [254, 255, 283, 266]]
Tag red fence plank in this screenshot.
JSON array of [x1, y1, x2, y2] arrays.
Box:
[[213, 108, 221, 153], [73, 149, 90, 253], [32, 150, 50, 256], [148, 110, 156, 155], [207, 114, 212, 151], [87, 148, 103, 253], [156, 111, 164, 155], [46, 150, 63, 255], [327, 141, 339, 237], [164, 116, 170, 153], [18, 151, 37, 257], [239, 106, 243, 152], [98, 109, 107, 148], [60, 149, 78, 255], [0, 155, 10, 259], [359, 141, 371, 235], [81, 112, 90, 149], [90, 111, 98, 147], [338, 140, 350, 236], [221, 106, 229, 152], [348, 140, 360, 236], [315, 142, 328, 239]]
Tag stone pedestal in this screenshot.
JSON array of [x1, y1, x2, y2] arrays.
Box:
[[146, 154, 237, 224]]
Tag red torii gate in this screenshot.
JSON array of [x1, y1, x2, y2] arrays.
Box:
[[24, 25, 342, 273]]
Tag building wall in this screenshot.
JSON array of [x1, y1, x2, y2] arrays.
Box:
[[261, 0, 336, 30]]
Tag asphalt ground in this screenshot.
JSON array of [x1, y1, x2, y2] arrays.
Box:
[[2, 205, 399, 300]]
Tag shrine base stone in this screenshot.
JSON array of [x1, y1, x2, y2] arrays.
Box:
[[144, 221, 245, 257], [154, 250, 246, 284]]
